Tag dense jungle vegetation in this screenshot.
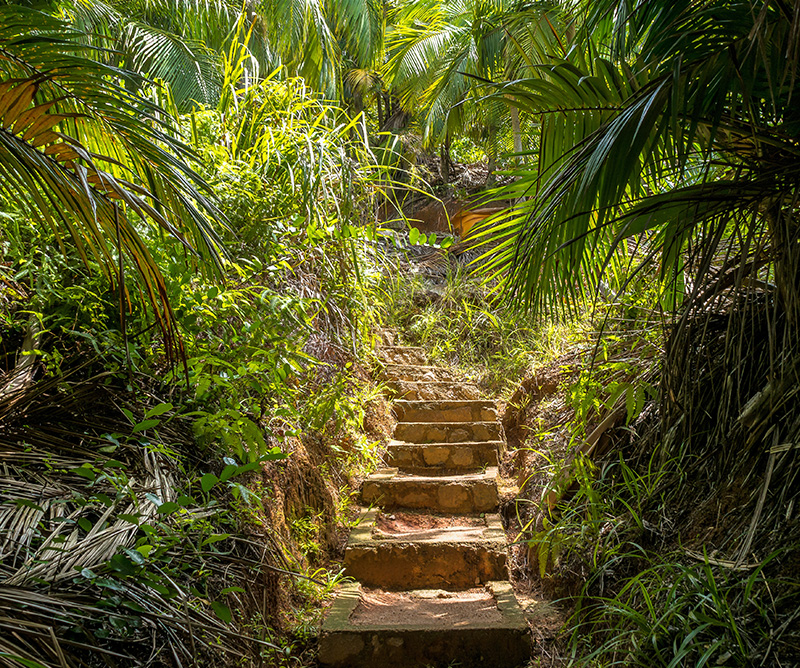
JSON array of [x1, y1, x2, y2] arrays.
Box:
[[1, 0, 798, 666]]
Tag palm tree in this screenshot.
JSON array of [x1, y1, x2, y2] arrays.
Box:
[[385, 0, 561, 177], [261, 0, 387, 104], [0, 0, 392, 361], [479, 0, 799, 324], [41, 0, 385, 110], [475, 0, 800, 549], [0, 5, 228, 361]]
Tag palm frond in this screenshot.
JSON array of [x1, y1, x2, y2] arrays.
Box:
[[0, 6, 229, 361], [122, 22, 221, 108], [472, 0, 800, 315], [0, 364, 284, 667], [387, 0, 559, 146]]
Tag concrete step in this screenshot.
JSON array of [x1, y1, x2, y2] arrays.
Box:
[[344, 509, 507, 590], [385, 380, 482, 401], [383, 364, 461, 382], [361, 468, 499, 513], [319, 581, 530, 667], [394, 399, 497, 423], [378, 346, 428, 366], [386, 440, 501, 473], [393, 421, 503, 444]]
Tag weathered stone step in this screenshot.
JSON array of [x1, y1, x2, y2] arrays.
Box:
[[394, 399, 497, 423], [393, 421, 503, 444], [378, 328, 398, 346], [386, 380, 482, 401], [361, 468, 499, 513], [319, 581, 530, 667], [384, 364, 461, 382], [344, 509, 507, 590], [378, 346, 428, 366], [386, 440, 501, 473]]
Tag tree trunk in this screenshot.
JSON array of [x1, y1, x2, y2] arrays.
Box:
[[440, 133, 452, 183], [738, 205, 800, 450], [486, 134, 497, 186], [510, 105, 522, 159]]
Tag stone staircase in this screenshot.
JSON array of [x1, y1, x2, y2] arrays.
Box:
[[319, 339, 530, 667]]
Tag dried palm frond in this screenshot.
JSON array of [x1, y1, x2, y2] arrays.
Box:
[[0, 364, 283, 667]]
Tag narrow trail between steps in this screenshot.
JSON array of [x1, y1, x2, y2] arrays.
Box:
[[318, 332, 531, 667]]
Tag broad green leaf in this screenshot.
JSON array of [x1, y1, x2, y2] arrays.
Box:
[[156, 501, 180, 515], [145, 403, 173, 419], [211, 600, 232, 624], [132, 419, 160, 433], [219, 464, 238, 482], [200, 473, 219, 493]]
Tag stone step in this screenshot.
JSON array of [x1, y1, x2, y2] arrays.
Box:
[[361, 468, 499, 513], [393, 421, 503, 444], [344, 509, 507, 590], [394, 399, 497, 423], [385, 380, 482, 401], [386, 440, 501, 473], [383, 364, 461, 382], [378, 328, 398, 346], [319, 581, 530, 668], [378, 346, 428, 366]]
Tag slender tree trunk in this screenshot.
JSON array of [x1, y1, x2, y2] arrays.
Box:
[[510, 105, 522, 159], [772, 207, 800, 337], [486, 129, 496, 186], [737, 204, 800, 447], [440, 133, 452, 183], [376, 92, 384, 131]]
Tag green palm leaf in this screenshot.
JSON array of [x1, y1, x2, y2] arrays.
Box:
[[472, 0, 800, 316], [0, 6, 228, 360]]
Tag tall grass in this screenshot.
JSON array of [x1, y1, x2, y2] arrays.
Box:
[[571, 548, 799, 667], [378, 266, 586, 396]]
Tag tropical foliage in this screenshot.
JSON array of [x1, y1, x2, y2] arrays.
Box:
[[25, 0, 389, 112], [473, 0, 800, 499], [0, 5, 397, 666], [470, 0, 800, 663], [476, 0, 800, 318], [3, 0, 800, 665], [385, 0, 562, 166], [0, 6, 227, 358]]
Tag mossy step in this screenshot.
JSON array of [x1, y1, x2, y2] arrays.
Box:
[[319, 581, 530, 667], [344, 509, 507, 590], [361, 468, 499, 513], [393, 421, 503, 444], [394, 399, 497, 423], [385, 440, 501, 473], [385, 380, 482, 401]]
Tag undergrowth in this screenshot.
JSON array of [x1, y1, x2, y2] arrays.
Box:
[[379, 267, 586, 397], [541, 446, 800, 667], [510, 308, 800, 667], [0, 62, 397, 667]]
